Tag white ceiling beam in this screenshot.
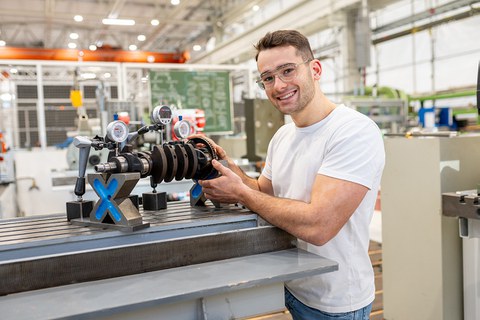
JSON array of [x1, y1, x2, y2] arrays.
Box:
[[220, 0, 268, 25], [44, 0, 55, 47], [140, 0, 203, 51], [191, 0, 362, 64], [373, 0, 480, 33], [0, 9, 208, 27], [107, 0, 126, 19]]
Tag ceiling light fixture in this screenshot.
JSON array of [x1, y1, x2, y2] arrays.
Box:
[[129, 44, 137, 51], [0, 40, 6, 47], [171, 0, 180, 5], [193, 45, 202, 51], [102, 18, 135, 26], [137, 34, 146, 41], [252, 5, 260, 12], [0, 93, 12, 102], [151, 19, 160, 26], [69, 33, 79, 40], [68, 42, 77, 49], [81, 73, 96, 80], [89, 44, 97, 51], [74, 15, 83, 22]]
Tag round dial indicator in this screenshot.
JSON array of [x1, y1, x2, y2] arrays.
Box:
[[174, 119, 192, 139], [106, 120, 129, 143], [151, 105, 173, 125]]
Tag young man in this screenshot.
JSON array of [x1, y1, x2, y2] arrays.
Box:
[[198, 30, 385, 320]]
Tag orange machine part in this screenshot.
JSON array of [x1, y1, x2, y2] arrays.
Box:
[[0, 47, 189, 63]]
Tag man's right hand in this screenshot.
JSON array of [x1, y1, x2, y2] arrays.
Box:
[[187, 134, 228, 160]]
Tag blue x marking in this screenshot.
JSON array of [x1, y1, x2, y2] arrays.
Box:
[[93, 178, 122, 222]]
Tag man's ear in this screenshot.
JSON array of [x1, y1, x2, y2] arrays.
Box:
[[312, 60, 322, 80]]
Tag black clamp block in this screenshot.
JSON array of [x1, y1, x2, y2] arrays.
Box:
[[142, 192, 167, 211], [66, 200, 94, 221]]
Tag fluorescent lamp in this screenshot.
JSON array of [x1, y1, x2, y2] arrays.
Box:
[[102, 18, 135, 26], [1, 93, 13, 101], [81, 73, 96, 80]]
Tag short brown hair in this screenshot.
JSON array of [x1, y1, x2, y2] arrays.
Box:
[[254, 30, 314, 61]]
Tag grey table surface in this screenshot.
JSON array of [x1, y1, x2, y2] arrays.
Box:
[[0, 248, 338, 319]]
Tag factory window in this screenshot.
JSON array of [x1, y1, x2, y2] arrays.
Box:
[[83, 86, 97, 99], [43, 86, 71, 99], [16, 84, 101, 148], [16, 85, 38, 99]]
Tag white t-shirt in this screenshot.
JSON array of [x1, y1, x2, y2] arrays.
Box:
[[261, 104, 385, 313]]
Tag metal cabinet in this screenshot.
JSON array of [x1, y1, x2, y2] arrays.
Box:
[[382, 135, 480, 320]]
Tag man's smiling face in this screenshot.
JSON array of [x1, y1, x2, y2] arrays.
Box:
[[257, 45, 315, 116]]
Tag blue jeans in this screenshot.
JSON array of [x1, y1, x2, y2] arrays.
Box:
[[285, 288, 372, 320]]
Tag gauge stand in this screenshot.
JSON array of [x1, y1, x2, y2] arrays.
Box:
[[66, 136, 95, 221], [142, 176, 167, 211], [66, 199, 94, 221]]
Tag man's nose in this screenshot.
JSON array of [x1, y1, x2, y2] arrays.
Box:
[[272, 75, 288, 90]]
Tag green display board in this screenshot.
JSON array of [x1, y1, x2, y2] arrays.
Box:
[[149, 70, 233, 134]]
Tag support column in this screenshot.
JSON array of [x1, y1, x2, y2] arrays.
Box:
[[340, 1, 371, 95], [36, 64, 47, 149]]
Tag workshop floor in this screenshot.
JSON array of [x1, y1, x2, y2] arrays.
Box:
[[251, 240, 384, 320], [254, 310, 292, 319]]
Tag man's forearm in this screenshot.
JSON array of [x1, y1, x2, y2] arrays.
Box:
[[238, 186, 323, 244], [226, 158, 260, 191]]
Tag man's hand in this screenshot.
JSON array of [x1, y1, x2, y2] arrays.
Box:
[[198, 159, 247, 204], [187, 134, 228, 160], [188, 134, 262, 193]]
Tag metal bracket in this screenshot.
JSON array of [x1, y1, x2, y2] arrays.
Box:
[[71, 172, 149, 231]]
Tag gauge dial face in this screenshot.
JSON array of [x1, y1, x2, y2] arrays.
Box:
[[174, 119, 192, 139], [106, 120, 129, 142], [151, 105, 172, 125]]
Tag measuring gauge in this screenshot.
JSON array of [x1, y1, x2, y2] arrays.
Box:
[[174, 119, 193, 139], [151, 105, 173, 125], [106, 120, 129, 143]]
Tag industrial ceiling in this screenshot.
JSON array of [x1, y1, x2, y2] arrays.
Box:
[[0, 0, 477, 64]]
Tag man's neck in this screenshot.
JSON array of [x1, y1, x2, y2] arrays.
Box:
[[291, 93, 336, 128]]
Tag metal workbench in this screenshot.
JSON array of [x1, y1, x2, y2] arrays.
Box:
[[443, 190, 480, 320], [0, 200, 338, 319]]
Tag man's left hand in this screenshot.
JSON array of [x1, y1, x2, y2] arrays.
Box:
[[198, 159, 246, 204]]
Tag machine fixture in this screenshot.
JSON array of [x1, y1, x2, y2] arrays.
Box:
[[66, 105, 220, 231]]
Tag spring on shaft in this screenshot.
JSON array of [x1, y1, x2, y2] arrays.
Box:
[[94, 137, 217, 183]]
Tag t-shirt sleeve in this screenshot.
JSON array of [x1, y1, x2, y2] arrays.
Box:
[[261, 125, 287, 181], [318, 120, 385, 189], [261, 137, 274, 181]]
